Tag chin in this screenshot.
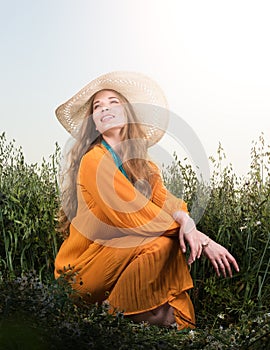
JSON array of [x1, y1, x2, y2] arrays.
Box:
[[100, 123, 126, 134]]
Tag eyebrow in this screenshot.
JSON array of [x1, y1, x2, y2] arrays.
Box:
[[93, 96, 120, 105]]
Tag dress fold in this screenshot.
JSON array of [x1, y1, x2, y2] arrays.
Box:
[[55, 145, 195, 329]]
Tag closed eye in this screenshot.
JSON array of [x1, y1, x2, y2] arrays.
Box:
[[93, 97, 120, 110], [110, 99, 120, 104]]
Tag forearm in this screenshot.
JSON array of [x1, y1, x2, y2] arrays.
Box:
[[172, 210, 196, 233], [173, 210, 211, 247]]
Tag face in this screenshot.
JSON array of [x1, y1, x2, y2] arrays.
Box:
[[92, 90, 127, 135]]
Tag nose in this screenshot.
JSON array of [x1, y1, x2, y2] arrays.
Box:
[[101, 105, 109, 112]]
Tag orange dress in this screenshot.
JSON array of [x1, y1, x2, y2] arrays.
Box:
[[54, 144, 195, 329]]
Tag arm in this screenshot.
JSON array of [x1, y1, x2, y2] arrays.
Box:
[[150, 163, 239, 277], [173, 209, 240, 278], [78, 146, 180, 236], [150, 169, 188, 215]]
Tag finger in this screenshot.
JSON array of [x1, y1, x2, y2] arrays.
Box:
[[230, 257, 240, 273], [179, 228, 186, 253], [233, 260, 240, 273], [188, 253, 195, 265], [212, 260, 220, 277], [218, 259, 227, 278], [187, 242, 197, 265], [211, 257, 226, 278], [222, 258, 232, 278], [226, 253, 240, 274], [197, 244, 203, 259]]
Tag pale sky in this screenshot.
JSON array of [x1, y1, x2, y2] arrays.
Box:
[[1, 0, 270, 177]]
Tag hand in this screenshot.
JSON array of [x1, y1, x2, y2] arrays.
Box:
[[202, 239, 239, 278], [174, 211, 202, 264], [181, 227, 239, 278], [173, 211, 240, 277], [178, 225, 206, 265]]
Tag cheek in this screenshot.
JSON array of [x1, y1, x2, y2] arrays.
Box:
[[119, 108, 127, 122], [92, 114, 101, 127], [90, 119, 101, 133]]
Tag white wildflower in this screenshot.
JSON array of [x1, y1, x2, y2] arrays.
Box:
[[218, 313, 225, 319], [189, 330, 195, 340]]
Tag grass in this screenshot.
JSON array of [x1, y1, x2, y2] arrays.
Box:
[[0, 133, 61, 279], [0, 132, 269, 349], [0, 272, 269, 349]]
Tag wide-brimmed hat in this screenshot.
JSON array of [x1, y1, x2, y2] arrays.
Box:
[[55, 71, 169, 146]]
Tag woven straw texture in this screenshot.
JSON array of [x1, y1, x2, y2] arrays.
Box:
[[55, 71, 169, 145]]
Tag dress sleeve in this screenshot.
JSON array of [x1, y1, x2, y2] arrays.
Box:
[[150, 165, 188, 215], [77, 146, 179, 236]]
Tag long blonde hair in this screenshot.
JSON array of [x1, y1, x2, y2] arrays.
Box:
[[58, 89, 157, 237]]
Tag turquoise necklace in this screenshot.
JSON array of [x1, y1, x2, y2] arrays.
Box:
[[101, 140, 130, 181]]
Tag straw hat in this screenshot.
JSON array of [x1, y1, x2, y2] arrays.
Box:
[[55, 71, 169, 146]]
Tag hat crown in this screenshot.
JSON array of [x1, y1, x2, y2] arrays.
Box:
[[56, 71, 169, 145]]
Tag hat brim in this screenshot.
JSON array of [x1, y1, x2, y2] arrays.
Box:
[[55, 71, 169, 146]]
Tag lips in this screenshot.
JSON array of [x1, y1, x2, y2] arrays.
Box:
[[101, 114, 115, 122]]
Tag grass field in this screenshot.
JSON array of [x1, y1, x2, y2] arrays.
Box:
[[0, 132, 269, 349]]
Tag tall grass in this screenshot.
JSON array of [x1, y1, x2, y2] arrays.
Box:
[[163, 133, 270, 326], [0, 132, 269, 348], [0, 133, 61, 279]]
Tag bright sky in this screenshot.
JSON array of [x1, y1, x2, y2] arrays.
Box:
[[1, 0, 270, 177]]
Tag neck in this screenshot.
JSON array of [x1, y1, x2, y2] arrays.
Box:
[[102, 128, 123, 148]]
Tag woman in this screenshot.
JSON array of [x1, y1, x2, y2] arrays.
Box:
[[54, 71, 239, 329]]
